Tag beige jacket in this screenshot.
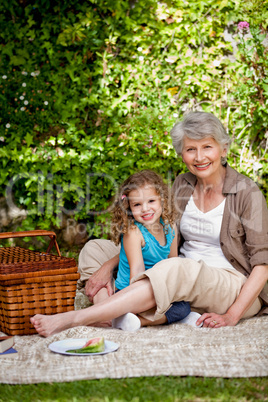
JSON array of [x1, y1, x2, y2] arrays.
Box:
[[172, 164, 268, 314]]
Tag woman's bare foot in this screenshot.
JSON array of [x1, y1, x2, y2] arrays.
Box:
[[30, 311, 78, 337]]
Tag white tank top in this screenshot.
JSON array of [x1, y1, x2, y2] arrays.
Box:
[[179, 196, 235, 270]]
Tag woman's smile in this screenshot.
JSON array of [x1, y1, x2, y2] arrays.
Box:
[[194, 162, 211, 170]]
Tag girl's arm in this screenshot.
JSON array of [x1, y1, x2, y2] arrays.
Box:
[[168, 225, 178, 258], [123, 227, 146, 282]]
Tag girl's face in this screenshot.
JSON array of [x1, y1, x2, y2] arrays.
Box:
[[181, 136, 227, 181], [128, 185, 162, 228]]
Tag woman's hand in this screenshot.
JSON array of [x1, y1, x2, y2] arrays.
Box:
[[85, 265, 114, 302], [85, 255, 119, 302], [196, 312, 239, 328]]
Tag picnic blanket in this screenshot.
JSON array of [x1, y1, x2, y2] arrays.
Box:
[[0, 291, 267, 384]]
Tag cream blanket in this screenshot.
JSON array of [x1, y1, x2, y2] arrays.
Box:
[[0, 293, 267, 384]]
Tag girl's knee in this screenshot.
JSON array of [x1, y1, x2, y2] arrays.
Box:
[[165, 301, 191, 324]]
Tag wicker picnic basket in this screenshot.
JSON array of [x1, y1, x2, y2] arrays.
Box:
[[0, 230, 80, 335]]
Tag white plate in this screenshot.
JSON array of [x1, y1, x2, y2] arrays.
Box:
[[49, 338, 119, 356]]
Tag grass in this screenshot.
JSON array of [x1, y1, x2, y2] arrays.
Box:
[[0, 377, 268, 401]]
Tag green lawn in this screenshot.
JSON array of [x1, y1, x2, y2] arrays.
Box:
[[0, 376, 268, 401]]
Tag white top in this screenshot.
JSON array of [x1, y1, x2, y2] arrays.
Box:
[[179, 196, 235, 270]]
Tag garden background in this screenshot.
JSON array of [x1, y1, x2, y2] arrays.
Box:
[[1, 0, 268, 251], [0, 1, 268, 400]]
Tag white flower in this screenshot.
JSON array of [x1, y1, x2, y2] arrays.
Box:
[[20, 107, 25, 111], [185, 80, 191, 85], [139, 56, 144, 61], [137, 47, 143, 52], [6, 123, 10, 128], [31, 72, 35, 76], [22, 83, 27, 87], [44, 101, 48, 105], [24, 100, 28, 105], [22, 71, 28, 75], [213, 60, 221, 67], [20, 95, 24, 100], [158, 115, 163, 120], [253, 162, 263, 171], [2, 75, 7, 79], [0, 137, 4, 141], [173, 113, 179, 118]]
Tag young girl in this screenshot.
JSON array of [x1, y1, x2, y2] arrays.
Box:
[[30, 170, 202, 337], [110, 170, 198, 331]]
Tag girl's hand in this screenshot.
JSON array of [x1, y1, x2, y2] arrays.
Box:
[[196, 312, 239, 328]]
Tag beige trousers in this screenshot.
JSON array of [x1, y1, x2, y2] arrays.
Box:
[[77, 239, 120, 290], [77, 239, 261, 320], [132, 257, 262, 321]]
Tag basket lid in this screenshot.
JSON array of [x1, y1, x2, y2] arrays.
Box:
[[0, 246, 77, 278]]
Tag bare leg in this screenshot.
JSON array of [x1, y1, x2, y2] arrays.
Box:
[[92, 288, 112, 328], [139, 315, 167, 326], [30, 278, 156, 337], [93, 287, 110, 303]]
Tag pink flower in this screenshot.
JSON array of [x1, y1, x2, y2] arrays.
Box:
[[238, 21, 249, 31]]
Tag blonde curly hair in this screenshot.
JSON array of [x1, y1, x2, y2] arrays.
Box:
[[111, 170, 175, 245]]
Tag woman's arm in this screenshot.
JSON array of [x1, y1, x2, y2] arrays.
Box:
[[123, 228, 145, 282], [168, 225, 178, 258], [197, 264, 268, 327], [225, 264, 268, 323]]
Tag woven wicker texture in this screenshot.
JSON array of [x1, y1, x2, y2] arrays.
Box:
[[0, 230, 80, 336]]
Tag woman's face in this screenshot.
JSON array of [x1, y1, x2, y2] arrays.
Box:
[[181, 136, 227, 180]]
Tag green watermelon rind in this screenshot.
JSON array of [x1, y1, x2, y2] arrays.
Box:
[[66, 337, 105, 354]]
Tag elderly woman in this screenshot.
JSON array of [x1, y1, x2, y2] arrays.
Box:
[[31, 112, 268, 336]]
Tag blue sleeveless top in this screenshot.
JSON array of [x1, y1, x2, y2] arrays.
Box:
[[115, 219, 175, 290]]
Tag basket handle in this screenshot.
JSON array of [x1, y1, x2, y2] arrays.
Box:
[[0, 230, 61, 256]]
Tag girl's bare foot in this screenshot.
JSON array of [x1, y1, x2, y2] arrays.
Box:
[[30, 311, 77, 337]]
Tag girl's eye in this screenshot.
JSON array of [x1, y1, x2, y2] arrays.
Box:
[[149, 199, 156, 203], [133, 203, 141, 207]]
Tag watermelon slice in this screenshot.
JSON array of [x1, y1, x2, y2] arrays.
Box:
[[66, 337, 105, 354]]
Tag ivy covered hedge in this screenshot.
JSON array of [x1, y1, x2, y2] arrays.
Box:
[[0, 0, 267, 245]]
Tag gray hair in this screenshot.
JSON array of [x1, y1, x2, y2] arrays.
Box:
[[170, 112, 232, 164]]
